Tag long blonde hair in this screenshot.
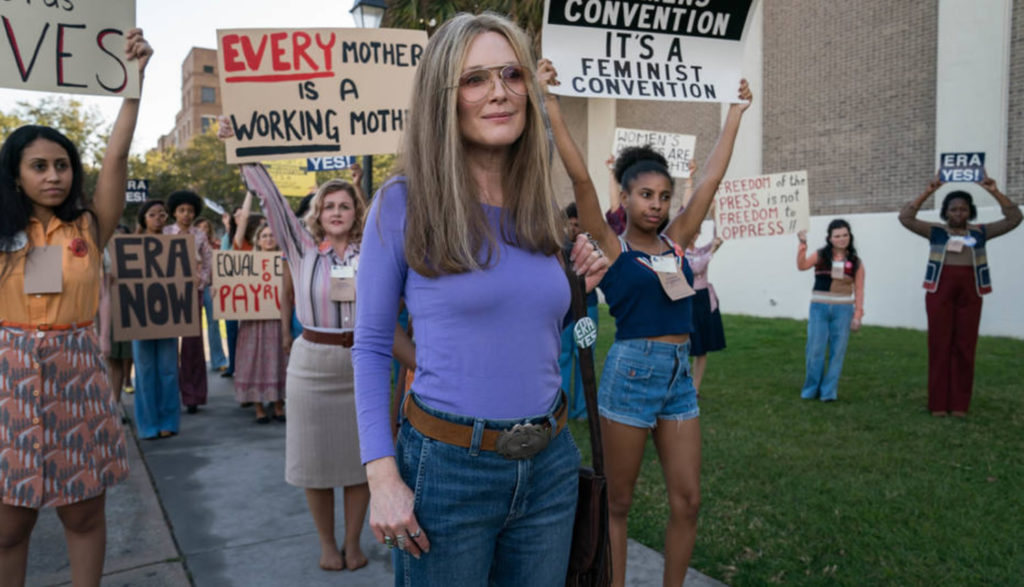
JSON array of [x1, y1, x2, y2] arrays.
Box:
[[399, 12, 562, 277], [304, 179, 364, 243]]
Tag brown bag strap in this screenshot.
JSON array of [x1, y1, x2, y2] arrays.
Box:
[[563, 248, 604, 476]]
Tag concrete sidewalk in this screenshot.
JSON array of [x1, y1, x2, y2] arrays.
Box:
[[27, 369, 725, 586]]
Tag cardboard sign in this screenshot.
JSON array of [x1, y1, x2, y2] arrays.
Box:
[[110, 235, 199, 341], [613, 128, 696, 178], [217, 27, 427, 164], [714, 171, 810, 240], [126, 178, 148, 204], [542, 0, 758, 102], [265, 159, 315, 197], [307, 155, 356, 171], [0, 0, 140, 98], [212, 250, 284, 320], [939, 152, 985, 183]]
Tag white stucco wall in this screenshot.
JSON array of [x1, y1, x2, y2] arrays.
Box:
[[703, 206, 1024, 339]]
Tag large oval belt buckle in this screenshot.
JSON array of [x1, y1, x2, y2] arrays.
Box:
[[495, 423, 550, 460]]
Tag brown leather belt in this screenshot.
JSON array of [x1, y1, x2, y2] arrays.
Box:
[[301, 329, 353, 348], [404, 394, 568, 458]]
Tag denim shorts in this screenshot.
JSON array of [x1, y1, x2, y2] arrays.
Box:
[[393, 393, 580, 586], [598, 338, 700, 428]]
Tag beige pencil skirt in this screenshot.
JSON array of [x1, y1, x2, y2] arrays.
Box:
[[284, 335, 366, 488]]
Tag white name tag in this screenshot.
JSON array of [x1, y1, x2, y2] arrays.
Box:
[[831, 261, 846, 279], [331, 265, 354, 279], [651, 255, 677, 273]]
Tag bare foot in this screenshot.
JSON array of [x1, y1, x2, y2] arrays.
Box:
[[931, 411, 948, 418], [319, 548, 344, 571], [950, 411, 967, 419], [344, 547, 368, 571]]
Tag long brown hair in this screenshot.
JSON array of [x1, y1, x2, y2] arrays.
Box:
[[398, 12, 562, 277]]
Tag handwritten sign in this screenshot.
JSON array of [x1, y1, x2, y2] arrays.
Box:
[[939, 152, 985, 183], [111, 235, 199, 341], [714, 171, 810, 240], [217, 27, 427, 164], [126, 178, 148, 203], [265, 159, 315, 197], [212, 250, 284, 320], [0, 0, 140, 98], [613, 128, 695, 178], [542, 0, 757, 102]]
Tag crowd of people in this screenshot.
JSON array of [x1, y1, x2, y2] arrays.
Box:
[[0, 12, 1021, 587]]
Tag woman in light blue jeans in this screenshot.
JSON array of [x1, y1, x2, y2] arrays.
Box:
[[352, 13, 608, 585], [796, 220, 866, 401]]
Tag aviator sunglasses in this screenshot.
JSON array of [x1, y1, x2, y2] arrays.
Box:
[[452, 64, 529, 103]]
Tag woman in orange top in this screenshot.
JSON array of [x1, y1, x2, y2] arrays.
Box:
[[0, 30, 151, 587]]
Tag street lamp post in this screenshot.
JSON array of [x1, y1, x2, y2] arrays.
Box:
[[350, 0, 387, 200]]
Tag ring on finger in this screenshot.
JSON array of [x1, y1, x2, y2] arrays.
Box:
[[384, 536, 395, 548], [409, 529, 422, 538]]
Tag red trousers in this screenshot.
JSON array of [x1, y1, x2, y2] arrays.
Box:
[[925, 266, 982, 413]]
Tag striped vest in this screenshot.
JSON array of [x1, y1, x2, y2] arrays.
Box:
[[923, 226, 991, 295]]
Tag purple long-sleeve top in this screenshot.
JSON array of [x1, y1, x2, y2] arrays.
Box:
[[353, 179, 570, 464]]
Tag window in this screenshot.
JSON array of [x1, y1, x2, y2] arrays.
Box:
[[203, 65, 215, 74], [201, 86, 216, 103], [201, 116, 217, 133]]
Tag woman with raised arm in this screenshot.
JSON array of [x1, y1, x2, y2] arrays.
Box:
[[0, 29, 151, 587], [351, 13, 607, 584], [542, 58, 752, 587], [899, 176, 1021, 417], [795, 220, 865, 402]]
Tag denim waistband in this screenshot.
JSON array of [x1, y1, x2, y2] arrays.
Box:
[[409, 391, 565, 432], [614, 338, 691, 358]]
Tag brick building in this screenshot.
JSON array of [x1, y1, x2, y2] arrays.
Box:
[[157, 48, 221, 151], [554, 1, 1023, 337]]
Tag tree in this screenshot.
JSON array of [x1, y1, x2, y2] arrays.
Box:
[[0, 97, 107, 164], [383, 1, 544, 39]]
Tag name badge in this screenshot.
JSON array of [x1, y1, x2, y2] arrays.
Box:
[[657, 270, 696, 301], [946, 238, 964, 253], [831, 261, 846, 279], [331, 265, 354, 279], [24, 246, 63, 295], [330, 277, 356, 302], [651, 255, 677, 273]]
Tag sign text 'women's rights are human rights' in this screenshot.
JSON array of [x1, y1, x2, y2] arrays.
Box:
[[542, 0, 758, 102], [217, 27, 427, 164]]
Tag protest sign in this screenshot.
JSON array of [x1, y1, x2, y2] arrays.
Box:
[[939, 152, 985, 183], [217, 27, 427, 164], [125, 178, 148, 204], [212, 250, 284, 320], [265, 159, 315, 197], [613, 128, 695, 178], [542, 0, 757, 103], [307, 155, 356, 171], [714, 171, 809, 241], [0, 0, 140, 98], [111, 234, 199, 341]]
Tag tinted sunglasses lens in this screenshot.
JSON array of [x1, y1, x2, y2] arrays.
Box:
[[460, 70, 492, 102], [500, 66, 527, 95]]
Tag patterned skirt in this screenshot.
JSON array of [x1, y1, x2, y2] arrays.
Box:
[[0, 326, 129, 509], [234, 320, 286, 404]]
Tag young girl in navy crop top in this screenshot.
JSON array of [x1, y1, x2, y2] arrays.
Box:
[[541, 59, 753, 587]]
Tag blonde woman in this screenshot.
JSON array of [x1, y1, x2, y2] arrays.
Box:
[[351, 13, 608, 584]]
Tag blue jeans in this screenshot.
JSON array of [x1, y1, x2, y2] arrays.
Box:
[[559, 304, 599, 419], [801, 303, 855, 401], [224, 320, 239, 375], [202, 288, 228, 369], [132, 338, 181, 438], [393, 395, 579, 586], [598, 338, 699, 428]]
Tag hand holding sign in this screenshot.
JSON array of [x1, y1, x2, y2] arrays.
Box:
[[124, 28, 153, 82]]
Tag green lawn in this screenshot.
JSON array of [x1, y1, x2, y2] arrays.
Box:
[[568, 308, 1024, 586]]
